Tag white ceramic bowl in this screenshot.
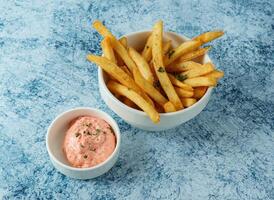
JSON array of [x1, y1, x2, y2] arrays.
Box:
[[98, 31, 213, 131], [46, 107, 121, 179]]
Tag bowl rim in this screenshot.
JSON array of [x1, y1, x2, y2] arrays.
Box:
[[98, 30, 213, 117], [46, 107, 121, 171]]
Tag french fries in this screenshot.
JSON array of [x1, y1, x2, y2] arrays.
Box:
[[129, 47, 154, 84], [133, 67, 168, 106], [164, 40, 201, 65], [193, 87, 208, 99], [101, 37, 116, 63], [174, 87, 194, 98], [204, 70, 224, 80], [166, 61, 202, 73], [86, 54, 154, 106], [142, 34, 153, 62], [193, 30, 224, 45], [88, 20, 224, 122], [184, 77, 217, 87], [163, 101, 176, 113], [108, 81, 160, 123], [152, 21, 183, 110], [167, 73, 193, 91], [119, 37, 128, 48], [179, 46, 211, 62], [181, 62, 215, 79], [181, 98, 197, 107]]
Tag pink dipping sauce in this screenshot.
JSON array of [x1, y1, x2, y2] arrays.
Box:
[[63, 116, 116, 168]]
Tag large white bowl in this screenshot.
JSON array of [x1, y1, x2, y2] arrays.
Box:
[[46, 107, 121, 179], [98, 31, 213, 131]]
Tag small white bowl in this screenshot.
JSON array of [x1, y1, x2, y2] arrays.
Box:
[[98, 31, 213, 131], [46, 107, 121, 179]]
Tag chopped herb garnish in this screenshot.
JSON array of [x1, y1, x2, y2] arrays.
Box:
[[87, 132, 92, 135], [157, 67, 165, 73], [109, 127, 115, 134], [83, 155, 88, 159], [75, 132, 80, 137], [96, 129, 101, 134], [167, 50, 175, 58], [80, 144, 84, 148], [175, 74, 188, 81]]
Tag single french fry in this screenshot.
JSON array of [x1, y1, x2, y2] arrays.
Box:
[[101, 37, 117, 64], [166, 61, 202, 73], [115, 37, 128, 66], [128, 47, 155, 84], [181, 62, 215, 78], [174, 87, 194, 98], [119, 37, 128, 48], [142, 34, 153, 62], [164, 40, 201, 65], [163, 40, 172, 55], [163, 101, 176, 113], [203, 70, 224, 80], [133, 68, 168, 106], [167, 73, 193, 91], [86, 54, 154, 107], [120, 65, 132, 77], [193, 86, 208, 99], [193, 30, 224, 45], [107, 81, 160, 123], [184, 77, 217, 87], [181, 98, 197, 107], [152, 21, 183, 110], [179, 46, 211, 62]]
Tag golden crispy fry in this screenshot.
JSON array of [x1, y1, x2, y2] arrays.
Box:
[[133, 68, 168, 106], [164, 40, 201, 65], [163, 101, 176, 113], [86, 54, 154, 106], [193, 86, 208, 99], [167, 73, 193, 91], [152, 21, 183, 110], [93, 20, 115, 38], [115, 37, 128, 66], [107, 81, 160, 123], [174, 87, 194, 98], [110, 38, 137, 72], [119, 37, 128, 48], [163, 40, 172, 55], [181, 62, 215, 78], [179, 46, 211, 62], [142, 34, 153, 62], [166, 61, 202, 72], [193, 30, 224, 45], [101, 37, 117, 64], [204, 70, 224, 80], [184, 77, 217, 87], [180, 98, 197, 107], [120, 65, 132, 77], [129, 47, 155, 84]]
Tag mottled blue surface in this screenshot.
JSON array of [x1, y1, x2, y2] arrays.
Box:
[[0, 0, 273, 199]]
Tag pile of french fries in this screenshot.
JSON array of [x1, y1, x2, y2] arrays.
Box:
[[87, 20, 224, 123]]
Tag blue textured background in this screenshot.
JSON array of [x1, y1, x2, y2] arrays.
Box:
[[0, 0, 273, 199]]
